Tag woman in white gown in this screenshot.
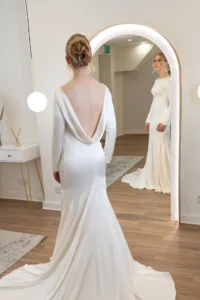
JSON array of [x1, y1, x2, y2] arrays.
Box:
[[122, 52, 171, 194], [0, 36, 176, 299]]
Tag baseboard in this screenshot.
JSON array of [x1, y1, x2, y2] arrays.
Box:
[[122, 129, 147, 135], [42, 201, 61, 211], [101, 130, 148, 140], [117, 132, 123, 138], [181, 214, 200, 225], [0, 191, 44, 202]]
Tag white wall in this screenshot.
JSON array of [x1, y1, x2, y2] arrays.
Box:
[[98, 54, 113, 93], [113, 43, 153, 72], [111, 45, 159, 135], [92, 48, 102, 81], [0, 0, 44, 202], [25, 0, 200, 223], [122, 48, 159, 134], [114, 72, 123, 135], [96, 45, 156, 135]]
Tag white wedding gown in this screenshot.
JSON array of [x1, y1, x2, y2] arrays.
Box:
[[0, 85, 176, 299], [122, 77, 171, 194]]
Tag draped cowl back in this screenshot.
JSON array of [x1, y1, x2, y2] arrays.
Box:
[[55, 87, 109, 144], [52, 86, 117, 172]]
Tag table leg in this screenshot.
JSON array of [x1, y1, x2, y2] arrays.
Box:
[[26, 162, 33, 212], [20, 163, 32, 211], [34, 159, 44, 196]]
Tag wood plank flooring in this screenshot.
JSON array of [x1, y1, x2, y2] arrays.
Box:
[[0, 134, 200, 300], [110, 134, 171, 223]]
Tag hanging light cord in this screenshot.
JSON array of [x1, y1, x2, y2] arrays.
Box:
[[25, 0, 36, 92]]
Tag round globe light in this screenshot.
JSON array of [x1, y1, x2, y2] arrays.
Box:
[[27, 92, 47, 112]]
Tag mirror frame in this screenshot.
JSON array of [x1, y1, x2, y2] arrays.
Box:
[[91, 24, 181, 222]]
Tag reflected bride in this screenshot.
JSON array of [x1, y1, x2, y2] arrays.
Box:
[[122, 52, 171, 194]]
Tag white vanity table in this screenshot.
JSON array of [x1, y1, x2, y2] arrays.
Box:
[[0, 144, 44, 211]]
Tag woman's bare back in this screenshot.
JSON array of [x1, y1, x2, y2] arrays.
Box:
[[61, 76, 105, 139]]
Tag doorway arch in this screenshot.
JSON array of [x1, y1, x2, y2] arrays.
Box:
[[90, 24, 180, 221]]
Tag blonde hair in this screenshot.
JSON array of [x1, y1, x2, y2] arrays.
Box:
[[154, 52, 171, 75], [66, 34, 92, 69]]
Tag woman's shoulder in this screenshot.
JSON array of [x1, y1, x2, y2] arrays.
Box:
[[59, 81, 74, 93], [55, 79, 112, 102], [165, 76, 172, 82], [155, 76, 171, 82], [54, 82, 71, 95], [155, 76, 171, 88], [164, 76, 172, 87], [88, 79, 111, 98]]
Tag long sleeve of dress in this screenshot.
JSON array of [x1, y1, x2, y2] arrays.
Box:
[[146, 102, 153, 123], [161, 78, 171, 125], [52, 94, 66, 172], [104, 89, 117, 164]]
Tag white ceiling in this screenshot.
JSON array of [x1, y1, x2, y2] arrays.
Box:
[[104, 35, 154, 46]]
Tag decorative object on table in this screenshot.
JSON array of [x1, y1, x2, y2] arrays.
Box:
[[0, 106, 4, 146], [0, 230, 46, 275], [10, 128, 21, 146], [106, 156, 144, 187]]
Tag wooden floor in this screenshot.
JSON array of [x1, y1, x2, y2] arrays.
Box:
[[111, 134, 171, 223], [0, 135, 200, 300]]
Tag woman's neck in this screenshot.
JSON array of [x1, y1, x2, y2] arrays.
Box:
[[159, 70, 170, 79], [73, 66, 90, 79]]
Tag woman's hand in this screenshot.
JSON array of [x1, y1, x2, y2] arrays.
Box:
[[53, 171, 60, 184], [145, 123, 150, 133], [156, 123, 167, 132]]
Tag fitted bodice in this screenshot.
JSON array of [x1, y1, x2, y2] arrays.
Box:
[[146, 77, 171, 125], [151, 77, 171, 97]]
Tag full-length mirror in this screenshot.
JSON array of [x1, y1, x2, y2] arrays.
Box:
[[92, 33, 177, 222]]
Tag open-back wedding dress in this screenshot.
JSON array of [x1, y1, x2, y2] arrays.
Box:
[[0, 85, 175, 299]]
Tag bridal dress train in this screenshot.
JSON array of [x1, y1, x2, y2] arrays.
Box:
[[0, 86, 176, 299], [122, 77, 171, 194]]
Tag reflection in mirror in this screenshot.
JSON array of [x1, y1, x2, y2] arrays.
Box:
[[93, 35, 172, 222]]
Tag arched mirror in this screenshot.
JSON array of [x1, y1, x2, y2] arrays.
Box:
[[91, 25, 180, 222]]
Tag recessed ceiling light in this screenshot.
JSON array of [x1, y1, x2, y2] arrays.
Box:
[[128, 39, 132, 42]]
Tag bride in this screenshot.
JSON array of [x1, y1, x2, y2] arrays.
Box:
[[0, 35, 176, 299], [122, 52, 171, 194]]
